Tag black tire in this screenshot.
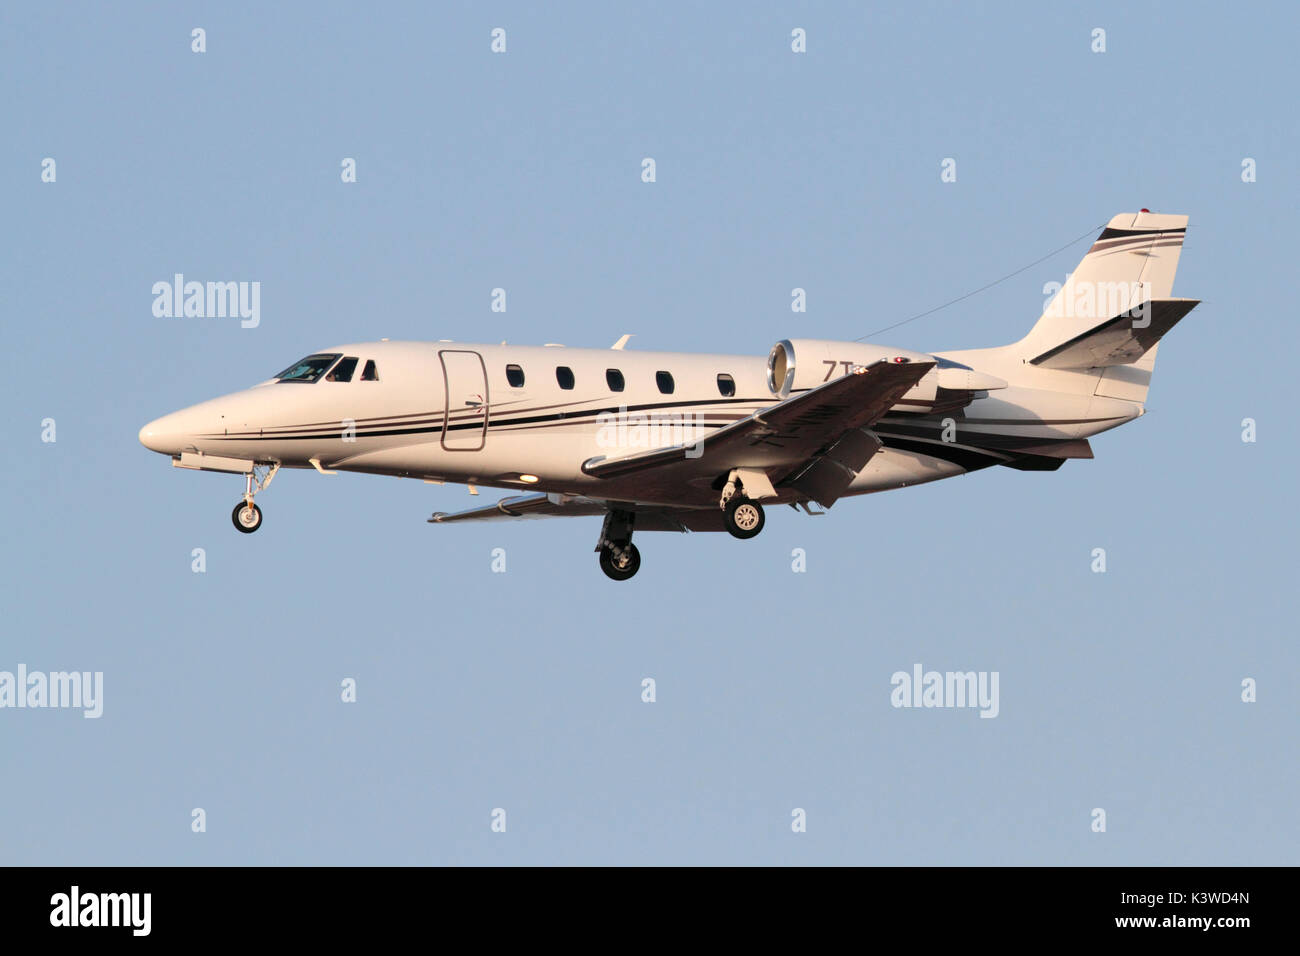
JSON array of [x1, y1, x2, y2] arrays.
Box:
[[724, 496, 765, 539], [232, 501, 263, 534], [599, 542, 641, 581]]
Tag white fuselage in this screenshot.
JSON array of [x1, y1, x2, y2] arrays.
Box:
[[139, 339, 1144, 509]]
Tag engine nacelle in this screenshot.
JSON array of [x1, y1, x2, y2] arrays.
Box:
[[766, 338, 938, 399], [766, 338, 1008, 413]]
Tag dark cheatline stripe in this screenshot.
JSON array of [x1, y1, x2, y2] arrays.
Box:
[[881, 414, 1124, 427], [203, 396, 770, 442], [219, 396, 587, 439], [492, 415, 744, 435], [1097, 226, 1186, 241], [1091, 238, 1185, 257], [1087, 238, 1183, 258], [875, 420, 1086, 455]]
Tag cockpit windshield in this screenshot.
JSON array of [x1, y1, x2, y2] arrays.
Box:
[[274, 353, 341, 383]]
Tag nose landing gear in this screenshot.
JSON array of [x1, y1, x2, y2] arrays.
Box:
[[232, 500, 263, 533], [231, 463, 279, 534]]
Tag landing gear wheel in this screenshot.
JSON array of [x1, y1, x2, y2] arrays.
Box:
[[724, 497, 765, 539], [599, 543, 641, 581], [232, 501, 263, 534]]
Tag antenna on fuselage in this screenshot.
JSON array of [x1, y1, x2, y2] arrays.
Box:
[[611, 334, 634, 350]]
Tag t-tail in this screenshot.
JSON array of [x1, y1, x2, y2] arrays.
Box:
[[1008, 211, 1199, 404]]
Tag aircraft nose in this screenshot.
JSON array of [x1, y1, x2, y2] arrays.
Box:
[[138, 414, 183, 454]]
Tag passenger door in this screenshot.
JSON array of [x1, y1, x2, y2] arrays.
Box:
[[439, 350, 488, 451]]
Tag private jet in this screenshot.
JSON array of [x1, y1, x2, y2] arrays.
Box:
[[139, 211, 1197, 579]]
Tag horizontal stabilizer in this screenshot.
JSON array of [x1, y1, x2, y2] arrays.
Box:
[[1029, 298, 1199, 370]]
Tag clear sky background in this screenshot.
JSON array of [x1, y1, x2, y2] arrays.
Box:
[[2, 1, 1296, 865]]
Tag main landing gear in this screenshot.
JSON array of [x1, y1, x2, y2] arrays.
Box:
[[231, 463, 279, 534], [719, 476, 766, 540], [599, 542, 641, 581], [596, 509, 641, 581], [724, 496, 765, 539], [594, 478, 771, 580]]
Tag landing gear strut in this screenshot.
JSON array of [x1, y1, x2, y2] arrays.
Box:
[[231, 463, 278, 534], [596, 509, 640, 581]]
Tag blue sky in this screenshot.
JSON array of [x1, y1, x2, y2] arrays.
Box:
[[2, 1, 1296, 864]]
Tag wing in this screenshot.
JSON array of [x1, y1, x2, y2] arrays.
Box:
[[581, 358, 936, 507], [428, 492, 728, 532], [428, 493, 609, 523], [429, 360, 934, 523]]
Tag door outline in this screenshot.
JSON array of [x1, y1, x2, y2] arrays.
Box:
[[439, 350, 489, 451]]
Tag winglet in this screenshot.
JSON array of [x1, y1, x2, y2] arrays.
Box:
[[611, 334, 633, 350]]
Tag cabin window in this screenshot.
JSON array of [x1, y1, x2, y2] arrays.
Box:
[[556, 366, 575, 390], [326, 356, 359, 382], [274, 353, 341, 383], [361, 360, 379, 382], [656, 371, 675, 394], [717, 373, 735, 397], [606, 369, 625, 392], [506, 364, 525, 387]]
